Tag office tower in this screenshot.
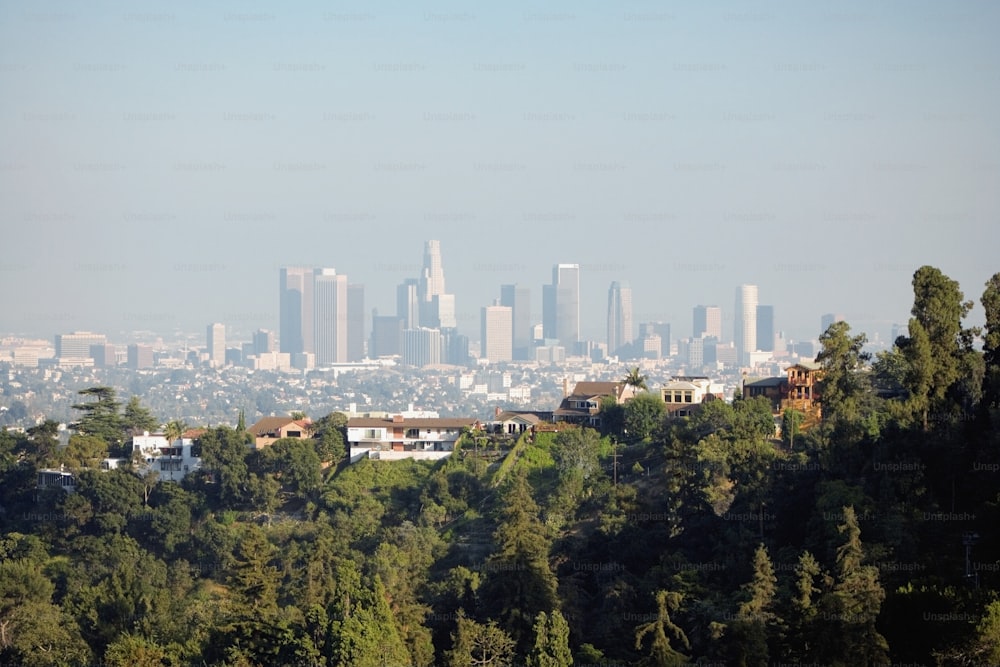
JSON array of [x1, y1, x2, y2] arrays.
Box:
[[90, 344, 117, 368], [397, 279, 420, 329], [127, 343, 154, 369], [734, 284, 758, 365], [371, 312, 404, 357], [607, 281, 634, 356], [418, 240, 457, 329], [687, 337, 705, 367], [444, 330, 470, 365], [207, 323, 225, 366], [651, 322, 671, 355], [279, 267, 315, 355], [481, 305, 513, 363], [55, 332, 107, 360], [543, 263, 580, 348], [253, 329, 275, 355], [433, 293, 457, 329], [500, 284, 532, 360], [402, 328, 441, 367], [756, 305, 775, 352], [347, 284, 365, 361], [313, 269, 348, 365], [693, 305, 722, 340], [821, 313, 845, 334]]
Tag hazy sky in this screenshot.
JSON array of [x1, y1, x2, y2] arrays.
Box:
[[2, 0, 998, 346]]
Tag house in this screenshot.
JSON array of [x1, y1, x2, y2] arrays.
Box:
[[346, 415, 480, 462], [553, 380, 638, 427], [660, 376, 720, 417], [246, 416, 313, 449], [36, 467, 76, 494], [488, 409, 551, 436], [128, 431, 203, 482], [742, 361, 823, 417]]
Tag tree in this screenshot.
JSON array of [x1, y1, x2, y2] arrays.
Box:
[[163, 419, 188, 445], [56, 434, 108, 471], [71, 386, 124, 449], [624, 392, 666, 442], [981, 272, 1000, 410], [446, 612, 516, 667], [551, 427, 602, 481], [735, 544, 778, 667], [103, 633, 168, 667], [482, 470, 559, 653], [526, 610, 573, 667], [624, 367, 648, 391], [816, 320, 870, 428], [633, 590, 690, 667], [122, 397, 159, 436], [898, 266, 977, 429], [781, 409, 804, 449], [831, 506, 889, 665]]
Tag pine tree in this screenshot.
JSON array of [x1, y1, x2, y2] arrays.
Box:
[[526, 610, 573, 667], [736, 544, 777, 666], [633, 590, 689, 667]]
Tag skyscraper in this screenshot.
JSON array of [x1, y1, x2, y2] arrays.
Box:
[[397, 279, 420, 329], [347, 284, 365, 361], [607, 281, 634, 355], [543, 263, 580, 349], [371, 311, 403, 357], [313, 269, 348, 365], [55, 332, 107, 360], [735, 284, 758, 366], [418, 240, 456, 329], [279, 267, 314, 355], [481, 305, 513, 363], [693, 305, 722, 340], [253, 329, 275, 355], [756, 305, 775, 352], [500, 284, 532, 360], [402, 328, 441, 367], [207, 322, 225, 366]]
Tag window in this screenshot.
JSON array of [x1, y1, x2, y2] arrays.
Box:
[[364, 429, 380, 439]]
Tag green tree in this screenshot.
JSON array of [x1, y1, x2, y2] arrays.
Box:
[[122, 396, 159, 436], [526, 610, 573, 667], [163, 419, 188, 444], [981, 272, 1000, 410], [816, 320, 871, 429], [446, 612, 516, 667], [624, 392, 666, 442], [56, 434, 109, 471], [633, 590, 690, 667], [103, 633, 168, 667], [483, 470, 559, 652], [624, 366, 648, 391], [735, 544, 778, 667], [551, 427, 602, 481], [197, 426, 251, 508], [831, 506, 889, 665], [71, 386, 125, 450], [781, 409, 804, 449]]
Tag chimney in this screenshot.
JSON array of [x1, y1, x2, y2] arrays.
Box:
[[392, 414, 404, 423], [494, 406, 502, 418], [563, 377, 571, 397]]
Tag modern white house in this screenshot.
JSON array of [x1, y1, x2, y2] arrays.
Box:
[[346, 415, 480, 462], [102, 431, 203, 482]]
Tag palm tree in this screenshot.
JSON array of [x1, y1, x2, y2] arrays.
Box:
[[164, 419, 188, 444], [624, 366, 648, 392]]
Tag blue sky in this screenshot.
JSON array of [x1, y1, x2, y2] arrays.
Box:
[[2, 0, 998, 345]]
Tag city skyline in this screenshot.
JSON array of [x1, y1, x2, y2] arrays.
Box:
[[1, 3, 998, 346]]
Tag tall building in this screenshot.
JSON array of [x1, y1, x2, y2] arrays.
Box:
[[253, 329, 275, 355], [313, 269, 348, 365], [207, 323, 225, 366], [402, 328, 441, 367], [821, 313, 845, 334], [418, 240, 457, 329], [481, 305, 513, 363], [500, 284, 532, 360], [693, 305, 722, 340], [90, 344, 117, 368], [397, 279, 420, 329], [543, 263, 580, 349], [279, 267, 315, 355], [55, 332, 107, 360], [370, 312, 404, 358], [734, 284, 758, 366], [347, 284, 365, 361], [127, 343, 154, 369], [607, 281, 634, 356], [756, 305, 775, 352]]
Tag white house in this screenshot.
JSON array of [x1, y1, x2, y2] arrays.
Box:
[[102, 431, 203, 482], [346, 415, 480, 462]]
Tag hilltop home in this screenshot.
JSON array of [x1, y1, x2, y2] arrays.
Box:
[[246, 416, 313, 449], [553, 380, 638, 427], [347, 415, 480, 462], [742, 361, 823, 416], [659, 376, 721, 417]]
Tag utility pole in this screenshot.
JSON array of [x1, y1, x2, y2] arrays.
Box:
[[611, 436, 621, 486]]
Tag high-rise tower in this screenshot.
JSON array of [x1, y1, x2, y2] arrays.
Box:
[[313, 269, 348, 365], [734, 284, 758, 365], [481, 304, 513, 363], [543, 263, 580, 349], [279, 267, 315, 355], [756, 305, 774, 353], [500, 284, 531, 360], [207, 322, 226, 367], [607, 281, 634, 355], [693, 305, 722, 340]]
